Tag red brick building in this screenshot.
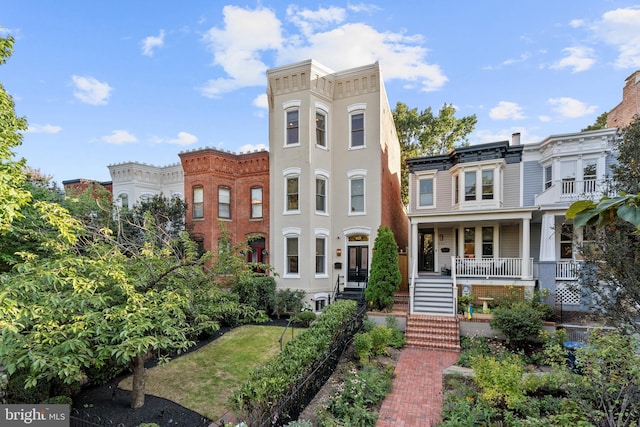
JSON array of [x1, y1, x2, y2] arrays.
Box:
[[179, 148, 270, 264], [607, 70, 640, 129], [62, 178, 113, 198]]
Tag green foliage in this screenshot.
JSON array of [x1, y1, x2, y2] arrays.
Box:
[[541, 328, 569, 369], [354, 332, 373, 365], [581, 111, 608, 132], [365, 226, 401, 311], [44, 395, 73, 405], [571, 330, 640, 426], [284, 421, 313, 427], [137, 424, 160, 427], [490, 303, 543, 348], [317, 364, 393, 427], [612, 115, 640, 194], [393, 102, 477, 204], [369, 325, 393, 356], [231, 300, 358, 424], [471, 354, 526, 410], [292, 310, 317, 327], [273, 288, 306, 318], [457, 336, 511, 368], [385, 316, 407, 349], [232, 275, 276, 313]]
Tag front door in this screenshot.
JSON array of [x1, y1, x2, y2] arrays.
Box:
[[347, 245, 369, 287], [419, 230, 435, 272]]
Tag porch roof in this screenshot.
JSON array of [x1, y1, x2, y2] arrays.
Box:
[[409, 207, 538, 225]]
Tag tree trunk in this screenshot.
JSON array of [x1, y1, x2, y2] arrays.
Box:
[[130, 354, 146, 409]]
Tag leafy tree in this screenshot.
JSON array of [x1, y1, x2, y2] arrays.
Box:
[[365, 226, 401, 311], [0, 33, 31, 232], [393, 102, 477, 204], [612, 114, 640, 194], [581, 111, 608, 132]]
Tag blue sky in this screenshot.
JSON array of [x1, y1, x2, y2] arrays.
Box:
[[2, 1, 640, 184]]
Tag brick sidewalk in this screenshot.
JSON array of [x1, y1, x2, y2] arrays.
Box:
[[377, 348, 459, 427]]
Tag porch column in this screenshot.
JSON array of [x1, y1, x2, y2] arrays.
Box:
[[522, 218, 531, 279], [539, 213, 556, 261], [409, 221, 418, 314]]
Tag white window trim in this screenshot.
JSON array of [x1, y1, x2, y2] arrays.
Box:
[[347, 169, 367, 216], [416, 171, 437, 209], [348, 103, 366, 150], [283, 227, 301, 279], [315, 102, 330, 150], [450, 161, 504, 209], [315, 169, 330, 216], [283, 100, 302, 148], [314, 228, 330, 278], [283, 167, 301, 215]]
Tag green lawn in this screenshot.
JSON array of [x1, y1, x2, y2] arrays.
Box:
[[119, 324, 292, 420]]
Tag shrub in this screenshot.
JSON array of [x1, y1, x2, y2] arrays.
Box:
[[385, 315, 406, 349], [490, 303, 543, 348], [354, 332, 373, 365], [471, 354, 525, 410], [232, 276, 276, 313], [273, 288, 306, 318], [370, 325, 393, 356], [44, 395, 73, 405], [293, 311, 317, 327], [365, 226, 401, 311]]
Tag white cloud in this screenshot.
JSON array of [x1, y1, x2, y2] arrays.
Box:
[[150, 131, 198, 146], [26, 123, 62, 134], [277, 22, 447, 92], [569, 19, 585, 28], [592, 7, 640, 68], [101, 130, 137, 144], [238, 143, 268, 153], [72, 75, 112, 105], [489, 101, 525, 120], [287, 5, 346, 37], [200, 5, 283, 98], [200, 5, 447, 97], [550, 46, 595, 73], [548, 97, 597, 118], [253, 93, 268, 109], [538, 115, 552, 122], [347, 3, 382, 14], [142, 30, 165, 57], [472, 127, 537, 145]]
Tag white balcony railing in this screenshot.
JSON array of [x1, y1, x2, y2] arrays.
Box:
[[535, 179, 613, 205], [454, 257, 533, 279], [556, 261, 580, 280]]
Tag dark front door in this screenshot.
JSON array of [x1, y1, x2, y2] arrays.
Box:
[[419, 230, 435, 272], [347, 245, 368, 286]]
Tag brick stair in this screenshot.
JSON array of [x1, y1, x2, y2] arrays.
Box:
[[391, 292, 409, 315], [405, 314, 460, 352]]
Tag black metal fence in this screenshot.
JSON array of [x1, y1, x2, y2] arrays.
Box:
[[250, 303, 367, 427]]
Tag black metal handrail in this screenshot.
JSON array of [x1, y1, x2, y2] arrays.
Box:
[[278, 317, 296, 351]]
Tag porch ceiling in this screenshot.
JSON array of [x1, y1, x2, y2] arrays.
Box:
[[410, 207, 537, 226]]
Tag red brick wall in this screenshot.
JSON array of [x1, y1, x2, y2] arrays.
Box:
[[607, 70, 640, 129], [179, 149, 269, 256], [63, 179, 113, 199], [380, 147, 408, 252]]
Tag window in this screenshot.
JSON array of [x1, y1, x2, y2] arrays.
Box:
[[464, 227, 475, 258], [251, 187, 262, 219], [118, 193, 129, 210], [218, 186, 230, 218], [350, 177, 365, 213], [315, 237, 326, 275], [560, 223, 573, 259], [193, 186, 204, 219], [482, 170, 494, 200], [316, 111, 326, 147], [482, 227, 494, 258], [419, 178, 434, 207], [464, 171, 476, 201], [286, 177, 299, 212], [454, 174, 459, 204], [316, 177, 327, 213], [286, 110, 299, 145], [544, 165, 553, 190], [561, 161, 576, 194], [583, 159, 597, 193], [286, 237, 299, 274], [350, 112, 364, 148]]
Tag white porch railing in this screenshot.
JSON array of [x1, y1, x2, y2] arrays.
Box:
[[535, 179, 613, 205], [454, 257, 533, 279], [556, 261, 580, 280]]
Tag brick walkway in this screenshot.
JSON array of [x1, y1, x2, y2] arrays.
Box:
[[377, 348, 459, 427]]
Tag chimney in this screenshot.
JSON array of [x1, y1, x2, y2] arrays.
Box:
[[511, 132, 521, 146]]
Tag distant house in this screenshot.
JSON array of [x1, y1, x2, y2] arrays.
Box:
[[179, 147, 269, 262], [266, 59, 408, 310], [405, 128, 619, 316], [62, 178, 112, 198], [107, 161, 184, 209], [607, 70, 640, 129], [406, 136, 535, 315]]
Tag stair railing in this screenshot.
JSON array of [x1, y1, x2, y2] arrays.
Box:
[[451, 256, 458, 316], [331, 274, 342, 304], [409, 256, 416, 314]]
